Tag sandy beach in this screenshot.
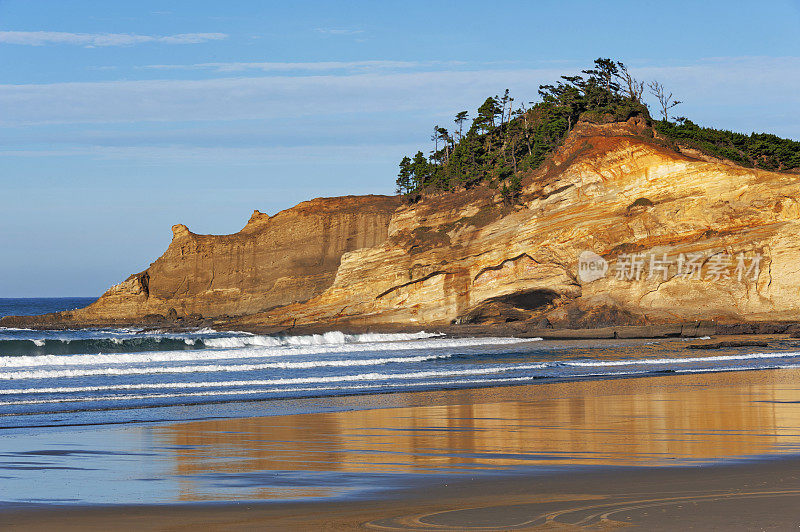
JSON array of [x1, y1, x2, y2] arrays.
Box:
[[3, 368, 800, 529], [5, 457, 800, 530]]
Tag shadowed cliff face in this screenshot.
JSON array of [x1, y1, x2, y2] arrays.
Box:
[[5, 119, 800, 330], [7, 195, 400, 325]]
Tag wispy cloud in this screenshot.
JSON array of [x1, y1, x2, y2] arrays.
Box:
[[0, 69, 563, 126], [0, 57, 797, 141], [315, 28, 363, 36], [0, 144, 418, 165], [142, 60, 464, 73], [0, 31, 227, 47]]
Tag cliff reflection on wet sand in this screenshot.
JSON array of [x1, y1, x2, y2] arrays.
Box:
[[155, 369, 800, 501]]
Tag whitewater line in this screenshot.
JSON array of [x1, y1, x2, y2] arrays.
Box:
[[561, 351, 800, 367], [0, 354, 466, 380], [0, 374, 559, 407], [0, 336, 534, 368], [0, 362, 549, 386]]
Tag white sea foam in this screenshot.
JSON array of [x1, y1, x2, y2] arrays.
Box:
[[676, 366, 767, 374], [4, 363, 650, 397], [562, 351, 800, 367], [8, 363, 794, 408], [2, 377, 538, 406], [202, 331, 442, 348], [9, 363, 550, 387], [0, 336, 531, 368], [0, 354, 468, 380], [0, 364, 551, 399]]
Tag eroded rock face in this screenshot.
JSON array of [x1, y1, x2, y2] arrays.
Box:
[[6, 119, 800, 330], [229, 120, 800, 329]]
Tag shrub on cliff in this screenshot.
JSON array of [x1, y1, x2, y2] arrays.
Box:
[[655, 119, 800, 172]]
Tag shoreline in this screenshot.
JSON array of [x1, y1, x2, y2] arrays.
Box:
[[5, 369, 800, 499], [6, 328, 800, 528], [1, 334, 794, 432], [5, 367, 800, 528], [5, 315, 800, 342]]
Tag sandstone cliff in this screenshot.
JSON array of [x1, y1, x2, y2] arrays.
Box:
[[7, 195, 400, 325], [5, 120, 800, 331], [227, 119, 800, 330]]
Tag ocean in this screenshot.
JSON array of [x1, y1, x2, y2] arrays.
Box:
[[3, 298, 800, 430], [0, 297, 98, 319], [6, 298, 800, 507]]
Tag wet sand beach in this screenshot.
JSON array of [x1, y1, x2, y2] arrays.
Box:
[[3, 368, 800, 529], [5, 457, 800, 530]]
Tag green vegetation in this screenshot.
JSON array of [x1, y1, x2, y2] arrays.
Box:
[[396, 58, 800, 200], [656, 119, 800, 171], [395, 59, 650, 200]]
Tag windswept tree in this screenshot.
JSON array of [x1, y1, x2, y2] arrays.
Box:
[[582, 58, 621, 93], [474, 96, 501, 132], [538, 81, 584, 130], [454, 111, 469, 140], [499, 89, 512, 126], [431, 125, 440, 153], [435, 127, 453, 164], [615, 62, 644, 103], [648, 81, 681, 121]]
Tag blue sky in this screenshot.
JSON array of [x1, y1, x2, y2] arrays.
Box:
[[1, 0, 799, 297]]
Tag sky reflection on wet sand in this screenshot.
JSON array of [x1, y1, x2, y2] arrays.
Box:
[[3, 368, 800, 505]]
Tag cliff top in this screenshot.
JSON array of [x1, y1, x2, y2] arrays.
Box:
[[170, 194, 401, 240], [395, 58, 800, 203]]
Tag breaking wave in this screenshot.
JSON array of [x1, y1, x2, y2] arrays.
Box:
[[0, 331, 448, 357], [201, 331, 441, 348], [4, 321, 800, 429], [0, 354, 460, 380], [0, 336, 531, 368]]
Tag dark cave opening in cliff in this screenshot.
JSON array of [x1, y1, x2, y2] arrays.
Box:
[[493, 289, 561, 311], [460, 288, 562, 325]]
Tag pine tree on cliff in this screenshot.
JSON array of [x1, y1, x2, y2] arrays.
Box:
[[475, 97, 501, 133], [396, 156, 412, 194], [411, 151, 430, 189], [581, 58, 621, 94], [435, 127, 453, 165], [499, 89, 511, 126], [454, 111, 469, 140]]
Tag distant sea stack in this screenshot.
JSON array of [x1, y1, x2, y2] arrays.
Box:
[[4, 119, 800, 332]]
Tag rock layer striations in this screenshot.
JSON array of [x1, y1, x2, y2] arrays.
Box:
[[5, 120, 800, 330]]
